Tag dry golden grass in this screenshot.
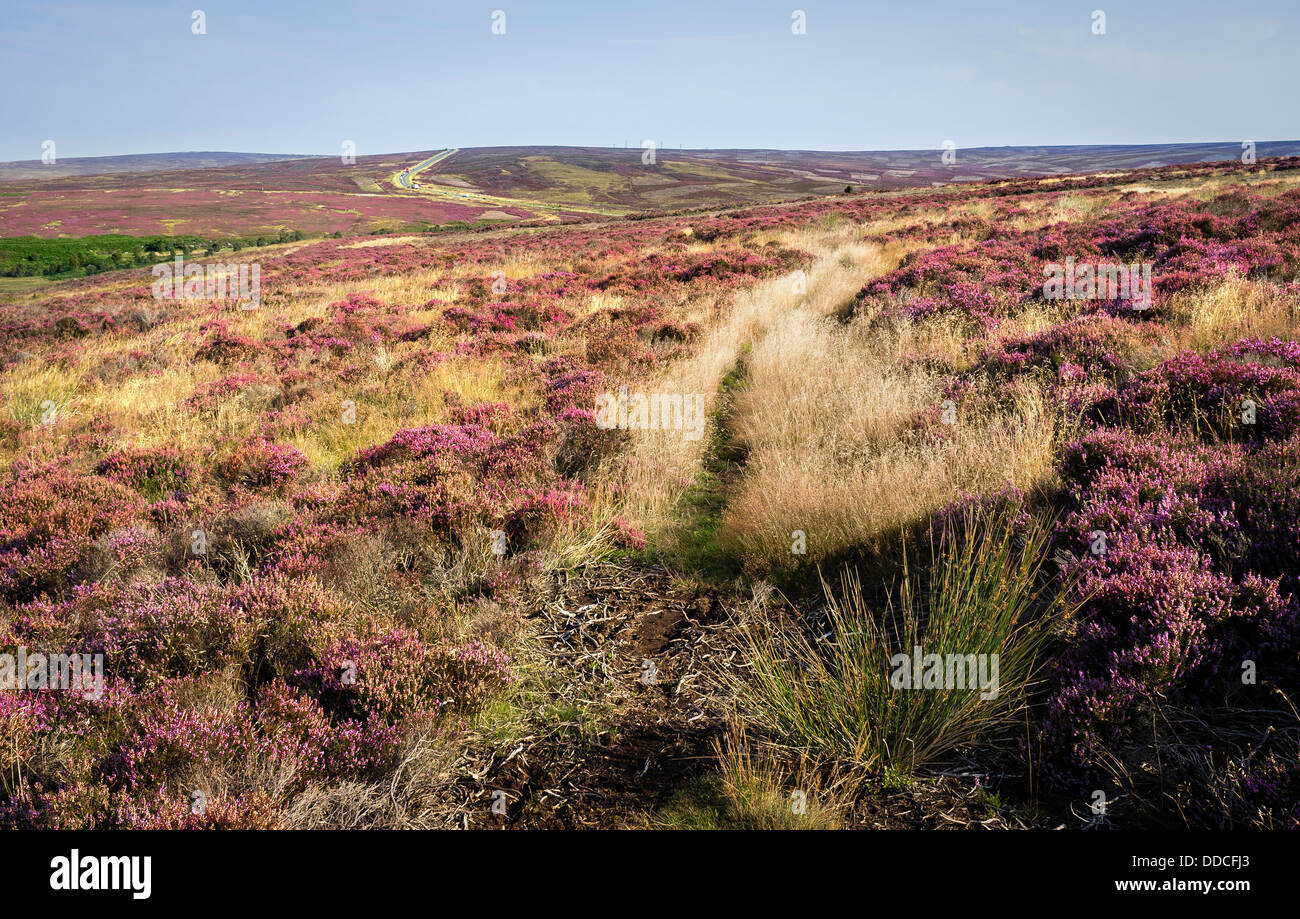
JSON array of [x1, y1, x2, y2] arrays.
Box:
[[730, 309, 936, 462], [284, 729, 459, 829], [0, 203, 959, 481], [282, 353, 533, 473], [1164, 273, 1300, 353], [11, 169, 1294, 567], [2, 361, 85, 430], [556, 226, 909, 562], [341, 236, 427, 249], [718, 300, 1066, 573], [721, 386, 1061, 571], [0, 316, 497, 474]]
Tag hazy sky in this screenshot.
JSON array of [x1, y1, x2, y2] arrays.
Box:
[[1, 0, 1296, 161]]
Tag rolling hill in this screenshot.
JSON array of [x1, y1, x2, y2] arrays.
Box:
[[3, 142, 1300, 241], [0, 151, 313, 182]]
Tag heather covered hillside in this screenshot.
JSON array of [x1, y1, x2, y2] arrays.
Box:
[[9, 142, 1300, 240], [0, 152, 312, 182], [2, 154, 1299, 828]]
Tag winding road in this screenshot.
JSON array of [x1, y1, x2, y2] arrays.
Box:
[[394, 148, 458, 189], [390, 148, 624, 218]]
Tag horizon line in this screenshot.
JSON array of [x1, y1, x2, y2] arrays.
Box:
[[5, 139, 1300, 167]]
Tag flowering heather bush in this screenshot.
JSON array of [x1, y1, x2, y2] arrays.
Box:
[[1155, 236, 1288, 294], [114, 789, 282, 830], [96, 445, 196, 499], [300, 627, 511, 724], [590, 246, 808, 295], [185, 372, 270, 412], [607, 516, 648, 551], [353, 422, 503, 470], [0, 462, 147, 604], [1098, 337, 1300, 442], [1212, 437, 1300, 590], [104, 678, 402, 808], [1041, 540, 1292, 786], [1040, 426, 1300, 793], [442, 300, 571, 336], [1189, 748, 1300, 829], [863, 237, 1041, 329], [797, 168, 1300, 814], [501, 484, 588, 550], [439, 639, 515, 710], [0, 569, 489, 827], [934, 485, 1034, 542], [553, 404, 628, 479], [215, 440, 309, 489], [0, 177, 822, 825], [975, 315, 1143, 387], [6, 578, 259, 685], [75, 525, 167, 585], [194, 321, 263, 366]]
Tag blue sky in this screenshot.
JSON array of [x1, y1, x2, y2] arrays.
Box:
[[1, 0, 1295, 161]]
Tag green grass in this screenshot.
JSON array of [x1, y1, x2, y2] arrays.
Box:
[[469, 656, 615, 749], [657, 727, 848, 829], [661, 159, 763, 183], [657, 777, 734, 829], [524, 158, 628, 202], [658, 776, 842, 829], [975, 785, 1006, 815], [733, 504, 1077, 777], [0, 276, 53, 294], [663, 351, 750, 581]]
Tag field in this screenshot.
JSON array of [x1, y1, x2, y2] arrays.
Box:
[[7, 142, 1300, 240], [2, 151, 1300, 830], [0, 152, 310, 182]]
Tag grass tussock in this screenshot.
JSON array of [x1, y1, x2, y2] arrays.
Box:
[[659, 722, 854, 829], [733, 506, 1075, 777]]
